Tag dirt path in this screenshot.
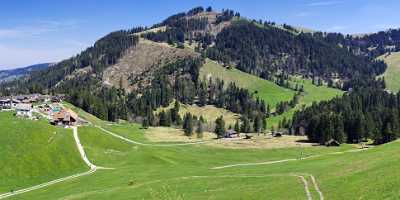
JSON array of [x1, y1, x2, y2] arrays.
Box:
[[296, 175, 313, 200], [95, 125, 210, 147], [72, 126, 97, 170], [309, 174, 324, 200], [211, 147, 370, 169], [0, 127, 101, 199]]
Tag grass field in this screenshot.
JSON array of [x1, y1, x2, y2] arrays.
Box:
[[200, 59, 295, 108], [267, 77, 344, 129], [378, 52, 400, 93], [2, 106, 400, 199], [0, 111, 86, 193]]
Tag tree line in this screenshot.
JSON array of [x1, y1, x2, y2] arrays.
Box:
[[291, 82, 400, 145]]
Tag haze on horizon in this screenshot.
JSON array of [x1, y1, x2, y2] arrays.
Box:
[[1, 0, 399, 69]]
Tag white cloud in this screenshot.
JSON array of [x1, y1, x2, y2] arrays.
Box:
[[0, 19, 81, 39], [307, 1, 342, 6]]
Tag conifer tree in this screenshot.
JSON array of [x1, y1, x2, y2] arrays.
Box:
[[183, 113, 194, 136], [215, 116, 226, 138]]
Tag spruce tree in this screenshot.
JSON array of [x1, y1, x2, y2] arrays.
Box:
[[241, 116, 251, 133], [254, 115, 262, 133], [234, 120, 240, 132], [196, 120, 204, 138], [183, 113, 194, 136], [262, 118, 267, 132], [215, 116, 226, 138]]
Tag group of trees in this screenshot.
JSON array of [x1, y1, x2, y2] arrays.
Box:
[[143, 100, 206, 138], [315, 29, 400, 58], [206, 21, 387, 89], [292, 85, 400, 144]]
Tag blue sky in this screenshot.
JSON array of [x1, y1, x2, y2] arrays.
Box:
[[1, 0, 400, 69]]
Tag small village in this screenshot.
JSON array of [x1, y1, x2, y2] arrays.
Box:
[[0, 94, 85, 128]]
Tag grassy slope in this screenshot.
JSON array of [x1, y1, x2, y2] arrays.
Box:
[[4, 106, 398, 199], [200, 59, 295, 108], [0, 112, 86, 193], [268, 78, 344, 129], [11, 113, 400, 199], [378, 52, 400, 92]]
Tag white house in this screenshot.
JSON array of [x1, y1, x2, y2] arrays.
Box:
[[16, 103, 33, 118]]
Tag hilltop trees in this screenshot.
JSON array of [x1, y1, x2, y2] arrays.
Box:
[[207, 21, 387, 88]]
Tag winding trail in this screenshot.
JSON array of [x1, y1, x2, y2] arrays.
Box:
[[0, 126, 102, 199], [296, 175, 313, 200], [211, 147, 370, 170], [95, 125, 210, 147], [309, 174, 324, 200]]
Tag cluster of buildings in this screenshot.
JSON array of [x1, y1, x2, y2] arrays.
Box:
[[0, 93, 81, 127], [0, 94, 65, 108]]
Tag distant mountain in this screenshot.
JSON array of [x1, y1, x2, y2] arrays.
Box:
[[0, 63, 52, 82]]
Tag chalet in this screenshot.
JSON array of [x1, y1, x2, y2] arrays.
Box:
[[325, 139, 340, 147], [273, 132, 283, 137], [0, 98, 12, 109], [51, 109, 78, 126], [224, 129, 239, 138], [15, 103, 33, 117], [244, 134, 253, 139]]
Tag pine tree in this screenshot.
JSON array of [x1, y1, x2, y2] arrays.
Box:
[[171, 101, 181, 124], [159, 110, 169, 126], [142, 118, 149, 129], [215, 116, 226, 138], [254, 115, 262, 133], [183, 113, 194, 136], [240, 116, 251, 133], [196, 120, 204, 138], [262, 117, 267, 132], [234, 120, 240, 132]]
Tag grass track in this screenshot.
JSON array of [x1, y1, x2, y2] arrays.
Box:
[[378, 52, 400, 93]]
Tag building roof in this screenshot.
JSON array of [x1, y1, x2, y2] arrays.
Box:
[[53, 109, 78, 122], [15, 103, 32, 111]]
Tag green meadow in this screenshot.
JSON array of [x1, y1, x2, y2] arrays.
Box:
[[200, 59, 295, 108], [378, 52, 400, 93], [0, 111, 86, 193], [268, 77, 344, 129], [1, 107, 399, 199]]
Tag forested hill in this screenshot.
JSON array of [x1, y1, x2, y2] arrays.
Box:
[[0, 6, 397, 133], [0, 63, 51, 83], [206, 21, 386, 87]]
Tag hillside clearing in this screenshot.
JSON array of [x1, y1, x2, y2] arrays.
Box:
[[378, 52, 400, 92], [102, 39, 198, 91], [268, 77, 344, 129], [200, 59, 295, 108], [156, 101, 240, 126]]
